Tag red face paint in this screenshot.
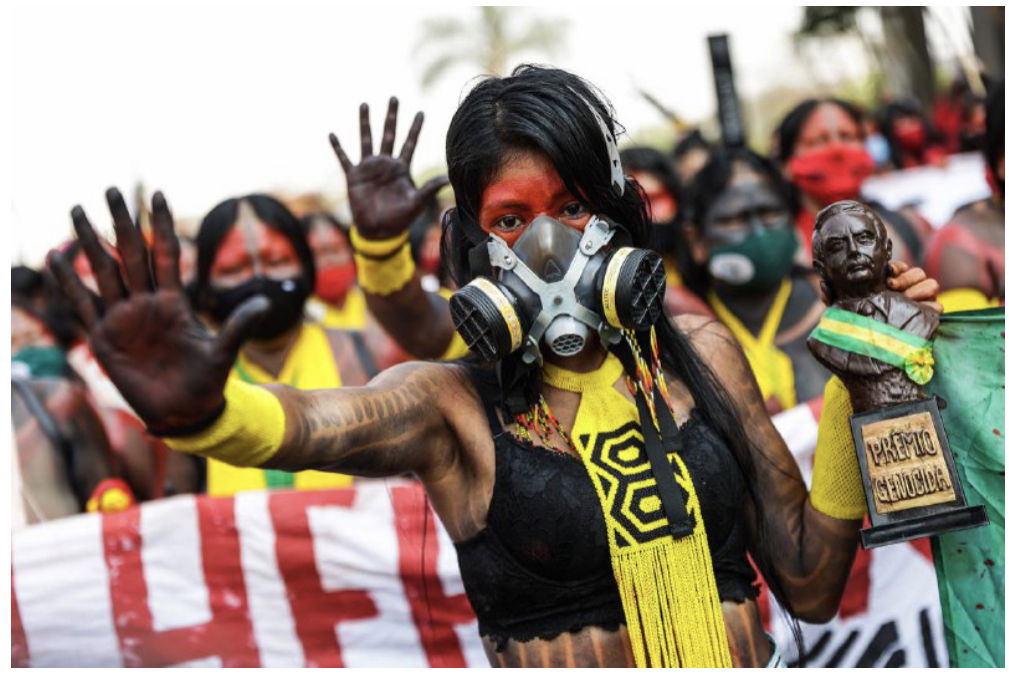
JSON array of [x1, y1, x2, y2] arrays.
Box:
[[209, 209, 301, 289], [478, 150, 591, 246], [894, 117, 927, 152], [628, 170, 677, 223], [793, 103, 864, 157]]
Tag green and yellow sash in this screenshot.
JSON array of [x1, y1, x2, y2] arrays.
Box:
[[810, 307, 935, 384]]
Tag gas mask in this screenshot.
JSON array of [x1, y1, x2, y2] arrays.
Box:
[[449, 215, 666, 364]]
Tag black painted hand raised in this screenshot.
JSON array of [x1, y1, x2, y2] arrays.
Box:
[[49, 188, 269, 435], [329, 97, 449, 240]]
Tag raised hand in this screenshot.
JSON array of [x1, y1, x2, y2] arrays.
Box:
[[329, 97, 448, 240], [49, 188, 269, 435]]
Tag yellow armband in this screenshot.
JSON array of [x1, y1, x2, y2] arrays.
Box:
[[350, 227, 415, 296], [163, 378, 285, 467], [809, 376, 867, 520]]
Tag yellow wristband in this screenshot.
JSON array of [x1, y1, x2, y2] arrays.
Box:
[[163, 378, 285, 467], [355, 243, 416, 295], [350, 227, 410, 258], [810, 376, 867, 520]]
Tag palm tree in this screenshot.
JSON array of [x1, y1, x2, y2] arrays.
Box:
[[413, 7, 567, 90]]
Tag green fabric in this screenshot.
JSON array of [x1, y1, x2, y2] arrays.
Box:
[[12, 346, 66, 378], [925, 307, 1004, 668], [708, 226, 798, 293]]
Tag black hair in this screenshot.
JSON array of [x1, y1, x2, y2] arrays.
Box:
[[440, 65, 804, 653], [13, 264, 81, 349], [672, 129, 711, 159], [682, 145, 795, 297], [878, 99, 939, 169], [301, 211, 350, 238], [192, 194, 317, 311], [775, 98, 865, 164], [984, 80, 1004, 196]]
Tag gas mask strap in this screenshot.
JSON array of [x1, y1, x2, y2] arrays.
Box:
[[611, 338, 692, 538], [467, 237, 493, 278]]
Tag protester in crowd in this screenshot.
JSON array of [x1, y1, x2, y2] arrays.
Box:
[[53, 65, 943, 668], [302, 210, 411, 368], [879, 99, 948, 170], [924, 80, 1005, 312], [671, 129, 711, 187], [775, 98, 929, 264], [680, 146, 829, 413], [187, 192, 394, 495], [620, 146, 712, 318], [12, 266, 137, 521], [46, 242, 203, 499]]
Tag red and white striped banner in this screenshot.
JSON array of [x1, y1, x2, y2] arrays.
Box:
[[12, 401, 947, 667]]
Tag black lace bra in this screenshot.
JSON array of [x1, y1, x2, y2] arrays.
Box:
[[454, 362, 760, 650]]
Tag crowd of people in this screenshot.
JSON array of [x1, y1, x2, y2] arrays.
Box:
[[10, 63, 1004, 667]]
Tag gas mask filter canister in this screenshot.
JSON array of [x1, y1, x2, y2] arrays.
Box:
[[449, 215, 666, 363]]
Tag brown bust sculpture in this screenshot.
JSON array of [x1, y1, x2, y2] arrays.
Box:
[[807, 201, 940, 412]]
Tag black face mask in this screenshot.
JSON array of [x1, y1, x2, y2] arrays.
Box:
[[203, 276, 309, 340]]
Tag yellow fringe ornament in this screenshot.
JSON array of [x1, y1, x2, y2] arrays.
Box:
[[542, 340, 732, 667]]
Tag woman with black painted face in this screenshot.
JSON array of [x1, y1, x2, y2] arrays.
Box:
[[776, 98, 929, 265], [682, 146, 830, 414], [189, 194, 387, 495], [54, 67, 943, 668]]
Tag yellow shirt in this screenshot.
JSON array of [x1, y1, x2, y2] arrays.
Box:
[[306, 286, 369, 331], [206, 322, 354, 496]]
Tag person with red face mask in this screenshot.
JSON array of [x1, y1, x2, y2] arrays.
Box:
[[880, 100, 948, 170], [302, 210, 411, 368], [619, 146, 713, 319], [776, 98, 928, 265]]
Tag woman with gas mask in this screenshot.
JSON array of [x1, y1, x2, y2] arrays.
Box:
[[186, 193, 385, 496], [775, 98, 928, 265], [53, 66, 939, 667]]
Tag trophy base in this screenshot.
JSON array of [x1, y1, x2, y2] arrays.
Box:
[[860, 504, 989, 549]]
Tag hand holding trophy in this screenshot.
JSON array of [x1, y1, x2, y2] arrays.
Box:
[[807, 200, 988, 548]]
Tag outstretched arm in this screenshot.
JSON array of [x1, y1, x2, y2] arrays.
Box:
[[50, 188, 466, 484], [329, 98, 458, 359]]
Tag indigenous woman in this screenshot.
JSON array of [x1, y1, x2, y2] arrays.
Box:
[[619, 146, 712, 319], [301, 210, 409, 369], [776, 98, 928, 265], [680, 146, 828, 413], [185, 193, 398, 495], [53, 67, 938, 667]]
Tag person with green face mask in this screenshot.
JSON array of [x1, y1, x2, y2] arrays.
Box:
[[682, 147, 848, 414]]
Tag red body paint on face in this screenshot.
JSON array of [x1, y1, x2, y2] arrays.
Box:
[[210, 214, 301, 289], [628, 170, 676, 223], [793, 103, 864, 156], [479, 150, 591, 246]]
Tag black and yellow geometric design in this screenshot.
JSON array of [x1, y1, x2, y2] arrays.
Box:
[[579, 424, 698, 549]]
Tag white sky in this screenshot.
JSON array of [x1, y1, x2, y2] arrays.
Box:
[[9, 2, 974, 265]]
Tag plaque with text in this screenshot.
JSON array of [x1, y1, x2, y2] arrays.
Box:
[[850, 397, 987, 548]]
